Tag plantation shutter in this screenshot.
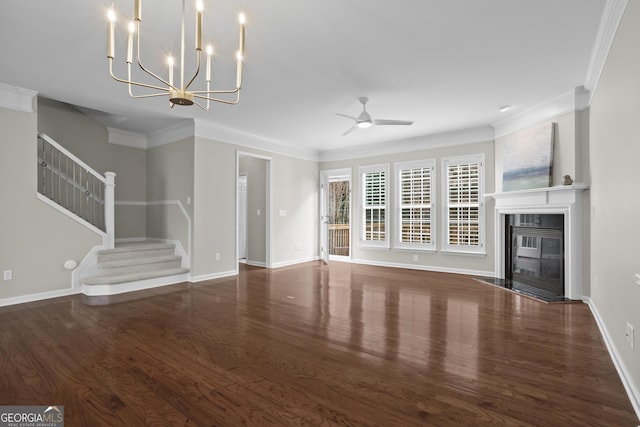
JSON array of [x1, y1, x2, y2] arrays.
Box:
[[445, 158, 482, 250], [399, 165, 433, 245], [361, 165, 389, 246]]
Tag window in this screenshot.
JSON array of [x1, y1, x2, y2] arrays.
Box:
[[395, 160, 435, 250], [443, 155, 484, 254], [360, 164, 389, 248]]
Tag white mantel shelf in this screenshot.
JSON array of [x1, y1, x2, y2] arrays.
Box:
[[486, 184, 589, 203], [487, 184, 589, 301]]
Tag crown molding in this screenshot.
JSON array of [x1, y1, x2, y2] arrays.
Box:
[[584, 0, 629, 100], [107, 127, 148, 149], [147, 120, 195, 148], [318, 126, 495, 163], [194, 119, 320, 162], [492, 87, 590, 139], [0, 83, 37, 113]]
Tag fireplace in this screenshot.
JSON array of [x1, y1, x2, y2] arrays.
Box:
[[487, 185, 588, 301], [506, 214, 564, 299]]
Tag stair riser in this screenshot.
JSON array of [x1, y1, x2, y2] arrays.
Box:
[[98, 248, 175, 263], [99, 255, 182, 270], [96, 260, 183, 276]]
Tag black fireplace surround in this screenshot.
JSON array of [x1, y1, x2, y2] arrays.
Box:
[[503, 213, 565, 301]]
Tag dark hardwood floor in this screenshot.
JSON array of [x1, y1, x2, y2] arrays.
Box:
[[0, 261, 637, 426]]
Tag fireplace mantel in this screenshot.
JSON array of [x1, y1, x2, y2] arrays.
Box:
[[486, 184, 589, 300]]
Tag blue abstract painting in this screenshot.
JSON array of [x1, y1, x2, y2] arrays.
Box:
[[502, 123, 555, 192]]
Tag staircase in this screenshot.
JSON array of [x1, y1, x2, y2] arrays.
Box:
[[37, 133, 191, 297], [81, 242, 189, 296]]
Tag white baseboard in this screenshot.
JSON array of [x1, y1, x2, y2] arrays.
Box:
[[583, 297, 640, 420], [82, 273, 189, 297], [350, 258, 494, 277], [246, 260, 267, 267], [189, 270, 238, 283], [0, 287, 79, 308], [271, 256, 320, 269]]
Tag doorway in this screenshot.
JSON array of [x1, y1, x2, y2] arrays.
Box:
[[237, 175, 247, 261], [237, 152, 271, 269], [320, 169, 352, 262]]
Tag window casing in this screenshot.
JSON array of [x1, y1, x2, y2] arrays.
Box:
[[360, 164, 389, 248], [442, 155, 484, 254], [395, 160, 435, 250]]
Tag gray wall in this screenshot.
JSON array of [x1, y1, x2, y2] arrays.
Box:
[[321, 140, 495, 275], [37, 98, 147, 239], [270, 153, 319, 265], [146, 137, 194, 255], [0, 104, 101, 301], [192, 136, 319, 278], [589, 0, 640, 404], [494, 110, 589, 191]]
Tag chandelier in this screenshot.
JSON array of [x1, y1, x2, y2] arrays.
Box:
[[106, 0, 246, 109]]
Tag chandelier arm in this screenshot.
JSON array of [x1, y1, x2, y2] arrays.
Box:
[[109, 59, 170, 93], [184, 51, 202, 92], [135, 21, 177, 91], [193, 93, 240, 105], [129, 92, 170, 99], [192, 99, 210, 111], [127, 63, 169, 98], [191, 88, 240, 95]]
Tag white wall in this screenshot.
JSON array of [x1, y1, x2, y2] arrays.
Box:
[[321, 140, 495, 276], [589, 0, 640, 411]]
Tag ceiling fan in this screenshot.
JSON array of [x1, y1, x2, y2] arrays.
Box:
[[336, 97, 414, 136]]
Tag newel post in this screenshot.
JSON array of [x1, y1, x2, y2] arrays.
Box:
[[105, 171, 116, 249]]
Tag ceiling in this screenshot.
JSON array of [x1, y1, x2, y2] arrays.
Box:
[[0, 1, 607, 157]]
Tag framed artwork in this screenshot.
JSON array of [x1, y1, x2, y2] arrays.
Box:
[[502, 122, 555, 192]]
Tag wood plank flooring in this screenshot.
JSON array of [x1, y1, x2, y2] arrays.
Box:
[[0, 261, 637, 426]]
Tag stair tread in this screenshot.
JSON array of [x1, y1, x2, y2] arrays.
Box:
[[99, 254, 182, 269], [82, 267, 190, 285], [99, 242, 175, 255]]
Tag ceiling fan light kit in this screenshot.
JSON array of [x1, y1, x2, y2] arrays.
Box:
[[106, 0, 246, 110], [336, 97, 414, 136]]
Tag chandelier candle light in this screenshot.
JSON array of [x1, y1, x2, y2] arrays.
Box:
[[107, 0, 246, 109]]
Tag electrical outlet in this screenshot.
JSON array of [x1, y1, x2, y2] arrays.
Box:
[[215, 253, 221, 262], [412, 255, 419, 262], [3, 270, 12, 281], [295, 244, 300, 251], [635, 273, 640, 287], [627, 323, 635, 350]]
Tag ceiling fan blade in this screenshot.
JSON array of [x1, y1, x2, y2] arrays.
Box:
[[336, 113, 359, 121], [373, 119, 414, 126], [341, 125, 358, 136]]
